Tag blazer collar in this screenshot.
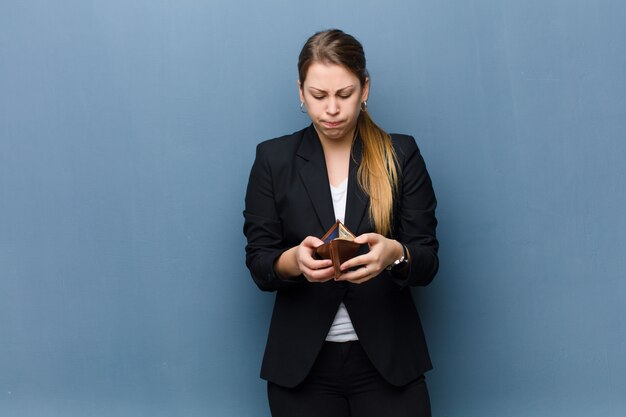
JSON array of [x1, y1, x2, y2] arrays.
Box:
[[345, 134, 369, 234], [297, 125, 369, 235]]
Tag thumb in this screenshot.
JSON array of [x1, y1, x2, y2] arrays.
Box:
[[354, 233, 375, 245], [305, 236, 325, 248]]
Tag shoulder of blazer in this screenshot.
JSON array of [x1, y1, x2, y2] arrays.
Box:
[[389, 133, 421, 166], [255, 125, 326, 176], [256, 126, 309, 160]]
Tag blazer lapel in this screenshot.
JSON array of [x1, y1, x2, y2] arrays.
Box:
[[344, 134, 369, 234], [297, 126, 336, 233]]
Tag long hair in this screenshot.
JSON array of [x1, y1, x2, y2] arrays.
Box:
[[298, 29, 398, 237]]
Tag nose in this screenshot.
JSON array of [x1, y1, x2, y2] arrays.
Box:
[[326, 97, 339, 116]]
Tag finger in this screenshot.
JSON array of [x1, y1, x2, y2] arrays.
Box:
[[300, 258, 334, 277], [336, 265, 369, 282], [340, 254, 371, 271], [304, 265, 335, 282], [354, 233, 375, 245], [349, 268, 378, 284], [340, 274, 371, 284], [303, 236, 325, 248], [302, 257, 333, 271]]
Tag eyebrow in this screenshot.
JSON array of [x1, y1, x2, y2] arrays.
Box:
[[308, 85, 355, 94]]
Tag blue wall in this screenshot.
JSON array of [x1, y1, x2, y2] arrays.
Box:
[[1, 1, 625, 416]]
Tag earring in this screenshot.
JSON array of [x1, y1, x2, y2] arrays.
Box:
[[361, 101, 368, 111], [300, 101, 307, 113]]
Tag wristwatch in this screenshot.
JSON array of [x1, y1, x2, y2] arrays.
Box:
[[386, 244, 409, 272]]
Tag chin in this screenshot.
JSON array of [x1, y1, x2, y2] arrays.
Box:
[[326, 131, 349, 142], [317, 125, 348, 139]]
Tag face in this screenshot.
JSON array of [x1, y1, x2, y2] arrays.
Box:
[[299, 62, 369, 145]]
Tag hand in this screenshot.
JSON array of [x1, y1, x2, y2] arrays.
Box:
[[294, 236, 335, 283], [336, 233, 403, 284]]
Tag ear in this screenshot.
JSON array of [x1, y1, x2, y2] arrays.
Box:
[[298, 80, 305, 103], [361, 77, 370, 103]]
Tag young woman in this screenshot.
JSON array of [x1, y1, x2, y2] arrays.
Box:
[[244, 29, 438, 417]]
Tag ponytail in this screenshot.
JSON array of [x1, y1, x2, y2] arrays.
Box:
[[356, 110, 398, 237]]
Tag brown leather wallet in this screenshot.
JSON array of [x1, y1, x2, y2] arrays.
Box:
[[314, 221, 362, 277]]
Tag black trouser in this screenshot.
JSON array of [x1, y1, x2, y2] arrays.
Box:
[[268, 341, 431, 417]]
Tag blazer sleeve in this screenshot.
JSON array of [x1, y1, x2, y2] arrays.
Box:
[[243, 143, 303, 292], [391, 136, 439, 288]]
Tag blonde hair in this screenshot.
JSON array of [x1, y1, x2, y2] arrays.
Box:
[[356, 109, 398, 237], [298, 29, 398, 236]]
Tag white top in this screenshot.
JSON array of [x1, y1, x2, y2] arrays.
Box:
[[325, 178, 359, 342]]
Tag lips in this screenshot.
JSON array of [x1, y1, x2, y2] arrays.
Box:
[[322, 121, 343, 128]]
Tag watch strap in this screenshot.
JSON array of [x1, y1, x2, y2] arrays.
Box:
[[386, 244, 409, 271]]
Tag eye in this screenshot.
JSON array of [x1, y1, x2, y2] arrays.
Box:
[[338, 93, 352, 99], [312, 95, 325, 100]]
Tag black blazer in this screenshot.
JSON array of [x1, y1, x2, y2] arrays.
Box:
[[243, 125, 438, 388]]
